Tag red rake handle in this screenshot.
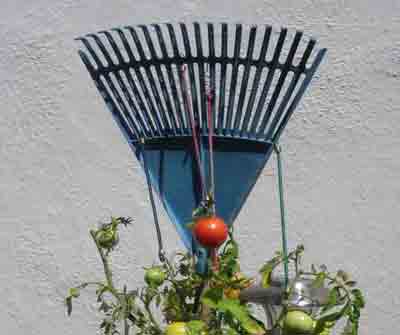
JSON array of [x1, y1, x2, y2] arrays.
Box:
[[206, 68, 216, 213], [181, 65, 206, 199]]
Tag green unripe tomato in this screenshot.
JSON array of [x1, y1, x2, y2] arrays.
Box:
[[165, 322, 187, 335], [283, 310, 315, 334], [145, 266, 166, 287], [96, 229, 119, 249]]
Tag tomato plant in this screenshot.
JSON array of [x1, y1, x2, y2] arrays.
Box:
[[65, 216, 365, 335]]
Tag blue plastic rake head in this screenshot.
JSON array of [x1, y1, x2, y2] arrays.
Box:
[[76, 22, 326, 259]]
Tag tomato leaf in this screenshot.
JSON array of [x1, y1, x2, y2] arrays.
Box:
[[99, 301, 111, 313], [261, 268, 273, 288], [223, 326, 239, 335], [186, 320, 206, 335], [321, 287, 339, 313], [337, 270, 350, 282], [259, 259, 278, 288], [201, 287, 223, 308], [317, 302, 349, 323], [219, 238, 240, 275], [312, 272, 326, 289], [69, 287, 80, 298], [351, 289, 365, 309], [217, 299, 265, 334]]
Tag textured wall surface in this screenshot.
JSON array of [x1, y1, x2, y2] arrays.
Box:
[[1, 1, 399, 334]]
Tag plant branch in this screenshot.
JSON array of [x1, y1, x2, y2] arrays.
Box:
[[90, 230, 118, 297], [124, 318, 130, 335], [164, 256, 191, 319], [123, 285, 130, 335], [301, 271, 352, 300], [145, 300, 162, 333]]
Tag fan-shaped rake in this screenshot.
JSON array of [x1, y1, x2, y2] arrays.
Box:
[[76, 22, 326, 272]]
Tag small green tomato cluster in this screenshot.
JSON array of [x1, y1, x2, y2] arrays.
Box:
[[145, 266, 167, 287], [96, 229, 119, 249]]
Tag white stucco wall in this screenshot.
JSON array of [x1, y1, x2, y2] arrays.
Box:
[[1, 1, 399, 334]]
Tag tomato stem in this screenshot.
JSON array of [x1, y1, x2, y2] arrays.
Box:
[[90, 230, 115, 291], [210, 248, 219, 271]]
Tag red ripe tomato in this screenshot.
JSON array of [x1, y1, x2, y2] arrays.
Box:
[[193, 216, 228, 248]]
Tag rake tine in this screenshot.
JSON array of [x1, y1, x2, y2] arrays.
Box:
[[76, 49, 97, 76], [249, 28, 287, 134], [225, 24, 242, 134], [112, 28, 156, 136], [257, 31, 302, 137], [207, 23, 217, 131], [194, 22, 207, 132], [112, 27, 140, 64], [217, 23, 228, 133], [99, 30, 125, 64], [233, 25, 257, 133], [109, 70, 148, 138], [115, 72, 148, 138], [154, 24, 185, 134], [100, 30, 149, 137], [180, 23, 200, 126], [297, 38, 316, 71], [119, 74, 157, 136], [86, 34, 142, 137], [86, 33, 115, 67], [125, 26, 147, 60], [76, 37, 105, 69], [166, 23, 188, 132], [140, 25, 178, 134], [129, 26, 171, 132], [241, 25, 272, 136], [166, 23, 181, 58], [103, 72, 142, 137], [125, 69, 157, 137], [272, 48, 326, 142], [96, 76, 137, 141], [265, 38, 316, 140], [130, 66, 163, 135], [76, 47, 136, 141], [101, 73, 141, 139], [126, 26, 164, 134]]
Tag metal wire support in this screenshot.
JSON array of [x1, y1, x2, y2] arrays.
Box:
[[273, 143, 289, 290], [140, 138, 166, 262]]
